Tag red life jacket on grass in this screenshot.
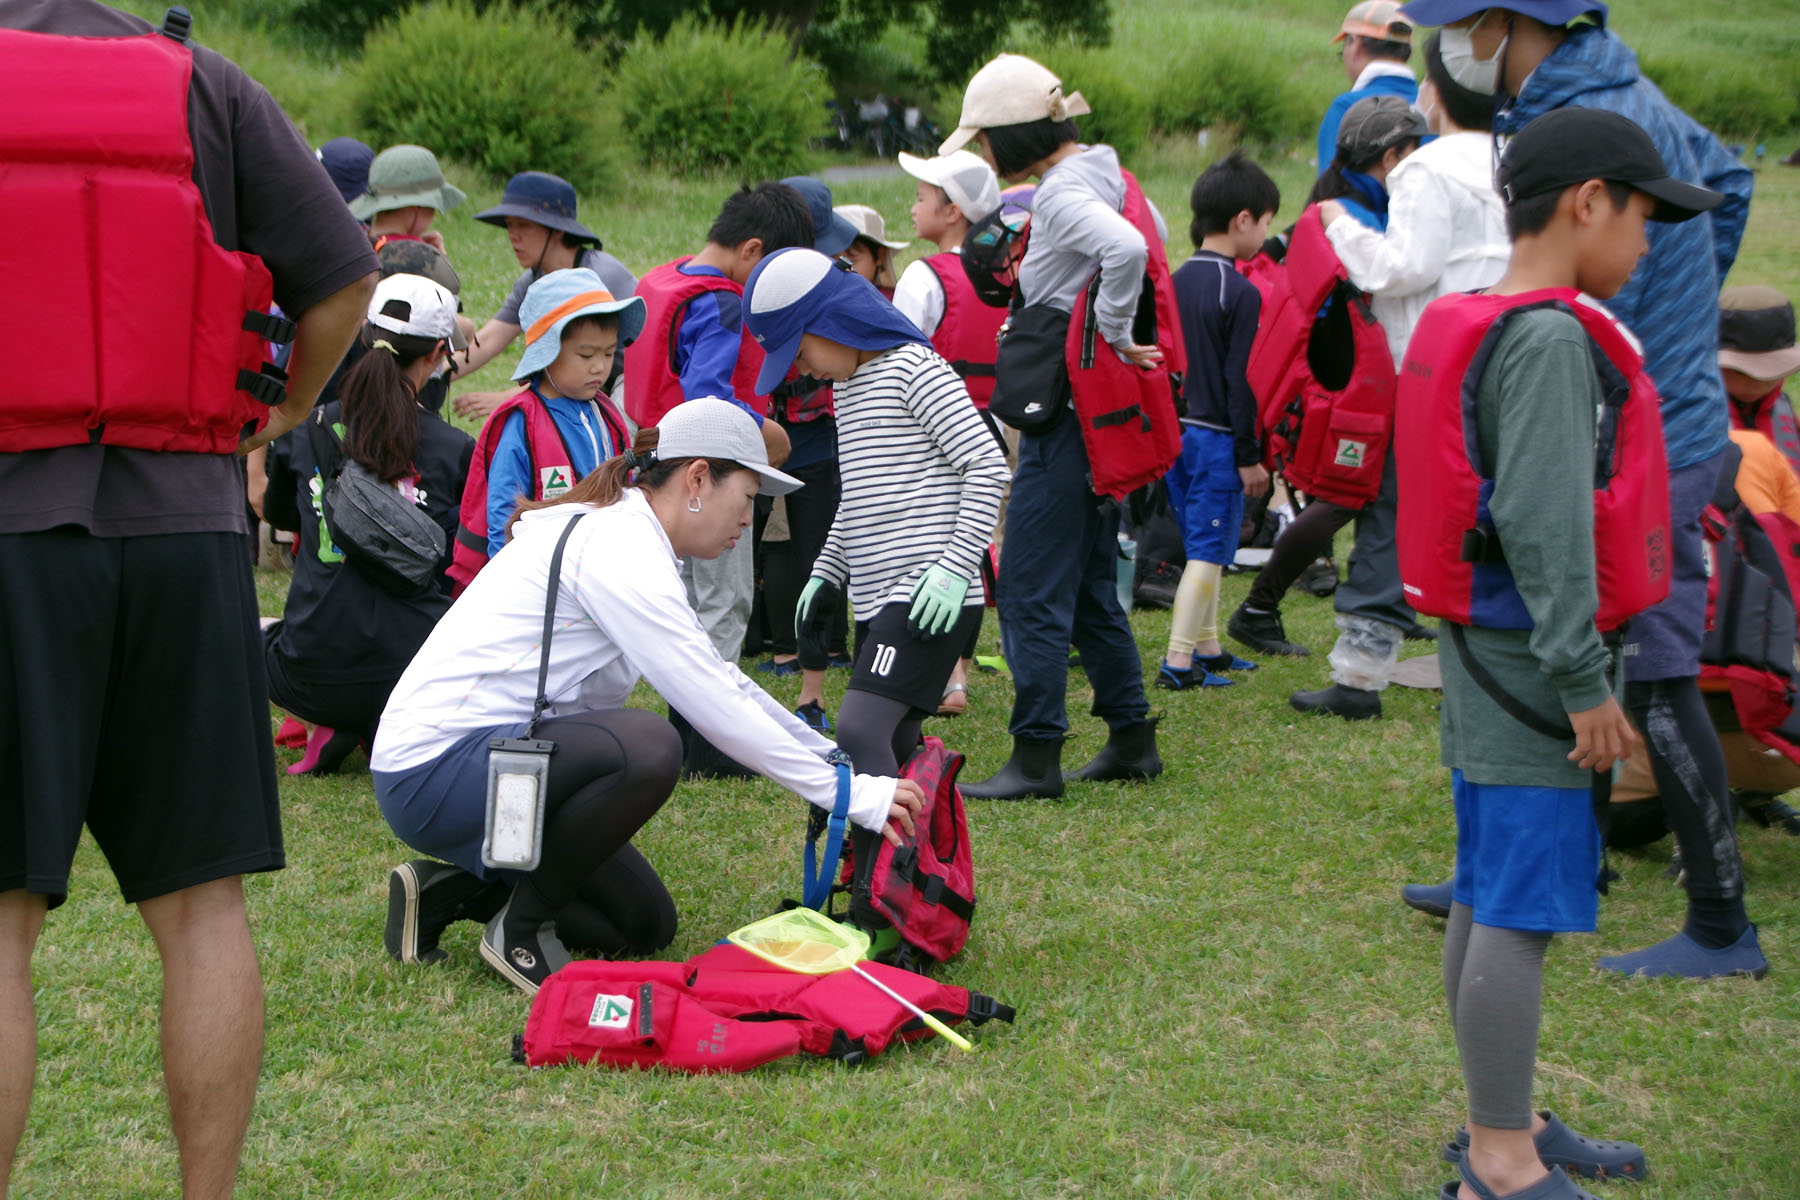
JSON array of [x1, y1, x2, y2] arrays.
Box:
[[923, 253, 1007, 409], [623, 258, 765, 427], [0, 23, 292, 455], [517, 942, 1014, 1073], [1395, 288, 1670, 632], [1066, 169, 1186, 502], [446, 386, 627, 593], [1244, 207, 1394, 509]]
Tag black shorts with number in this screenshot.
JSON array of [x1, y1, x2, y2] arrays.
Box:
[[0, 530, 284, 908], [850, 602, 984, 716]]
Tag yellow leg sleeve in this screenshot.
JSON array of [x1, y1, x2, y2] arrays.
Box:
[[1167, 560, 1222, 659]]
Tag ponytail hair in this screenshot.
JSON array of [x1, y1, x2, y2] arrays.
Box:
[[337, 324, 443, 483], [507, 425, 748, 536]]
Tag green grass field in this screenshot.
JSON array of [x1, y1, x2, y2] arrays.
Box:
[[13, 4, 1800, 1197]]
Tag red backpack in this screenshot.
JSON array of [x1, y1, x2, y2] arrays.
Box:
[[803, 737, 975, 971], [517, 942, 1013, 1072]]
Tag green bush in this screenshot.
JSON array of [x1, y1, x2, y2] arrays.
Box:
[[1639, 51, 1799, 138], [1150, 20, 1327, 146], [1013, 42, 1151, 163], [614, 16, 829, 179], [351, 1, 622, 194]]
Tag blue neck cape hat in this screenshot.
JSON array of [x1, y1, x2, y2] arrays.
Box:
[[743, 248, 931, 397], [1396, 0, 1606, 27]]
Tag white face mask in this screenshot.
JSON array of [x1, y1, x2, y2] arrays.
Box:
[[1438, 12, 1508, 96]]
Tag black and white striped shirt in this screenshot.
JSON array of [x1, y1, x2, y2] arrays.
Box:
[[814, 343, 1008, 619]]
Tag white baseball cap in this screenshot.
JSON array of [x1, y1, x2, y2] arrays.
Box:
[[657, 397, 803, 496], [368, 273, 466, 352], [938, 54, 1090, 156], [898, 150, 1003, 223]]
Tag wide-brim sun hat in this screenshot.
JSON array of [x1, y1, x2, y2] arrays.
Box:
[[1396, 0, 1607, 28], [778, 176, 859, 257], [369, 273, 466, 353], [349, 144, 469, 220], [1719, 286, 1800, 381], [511, 267, 647, 381], [835, 204, 911, 250], [475, 171, 600, 245], [742, 247, 931, 398], [938, 54, 1091, 157], [655, 397, 803, 496], [898, 150, 1003, 223]]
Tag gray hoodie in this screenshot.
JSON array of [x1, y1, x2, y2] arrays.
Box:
[[1019, 144, 1165, 350]]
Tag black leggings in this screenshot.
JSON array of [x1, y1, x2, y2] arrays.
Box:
[[1244, 498, 1355, 613], [502, 708, 682, 954]]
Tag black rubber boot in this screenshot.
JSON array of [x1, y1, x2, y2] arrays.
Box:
[[1289, 682, 1381, 720], [1069, 718, 1163, 783], [961, 737, 1064, 801]]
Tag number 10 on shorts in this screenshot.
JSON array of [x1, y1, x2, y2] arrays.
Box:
[[871, 643, 897, 677]]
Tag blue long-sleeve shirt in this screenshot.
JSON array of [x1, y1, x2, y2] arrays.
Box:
[[485, 390, 615, 560], [1497, 25, 1753, 471], [1173, 250, 1263, 467], [672, 263, 762, 424]]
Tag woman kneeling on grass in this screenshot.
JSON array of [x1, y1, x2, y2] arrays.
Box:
[[370, 399, 924, 995]]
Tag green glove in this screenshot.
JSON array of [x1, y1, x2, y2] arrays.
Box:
[[906, 565, 968, 641], [795, 576, 840, 661]]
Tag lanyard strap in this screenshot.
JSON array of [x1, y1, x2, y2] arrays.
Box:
[[527, 513, 586, 737], [802, 761, 854, 911]]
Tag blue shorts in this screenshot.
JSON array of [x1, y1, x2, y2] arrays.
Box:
[[372, 723, 528, 881], [1451, 770, 1601, 932], [1164, 426, 1244, 566]]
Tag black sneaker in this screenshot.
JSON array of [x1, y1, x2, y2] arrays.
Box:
[[1134, 561, 1181, 610], [479, 899, 573, 996], [1296, 558, 1339, 598], [1228, 604, 1310, 656], [1289, 682, 1381, 720], [385, 860, 506, 965]]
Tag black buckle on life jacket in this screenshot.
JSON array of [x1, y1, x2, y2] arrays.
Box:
[[949, 360, 996, 379], [243, 310, 297, 344], [237, 363, 289, 407], [160, 6, 192, 42], [1091, 403, 1148, 432], [964, 993, 1016, 1026], [824, 1030, 869, 1065], [1458, 527, 1506, 566], [636, 983, 655, 1039]]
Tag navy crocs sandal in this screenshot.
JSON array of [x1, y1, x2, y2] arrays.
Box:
[[1437, 1159, 1600, 1200], [1443, 1112, 1647, 1182]]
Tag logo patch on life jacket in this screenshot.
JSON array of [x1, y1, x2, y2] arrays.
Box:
[[1334, 439, 1366, 469], [588, 993, 633, 1029], [540, 466, 571, 499]]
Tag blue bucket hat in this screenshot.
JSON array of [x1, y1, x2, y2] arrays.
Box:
[[1396, 0, 1606, 26], [318, 137, 373, 206], [475, 171, 601, 246], [511, 268, 647, 382], [778, 176, 859, 258], [743, 248, 930, 397]]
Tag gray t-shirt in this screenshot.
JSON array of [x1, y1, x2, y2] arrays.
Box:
[[494, 248, 638, 326], [0, 0, 379, 537]]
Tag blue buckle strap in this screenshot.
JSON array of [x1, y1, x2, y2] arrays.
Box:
[[803, 757, 852, 911]]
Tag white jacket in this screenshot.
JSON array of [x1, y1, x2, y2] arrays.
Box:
[[1324, 131, 1511, 364], [372, 489, 899, 833]]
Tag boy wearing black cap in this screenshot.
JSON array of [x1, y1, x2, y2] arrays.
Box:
[[1398, 107, 1727, 1200]]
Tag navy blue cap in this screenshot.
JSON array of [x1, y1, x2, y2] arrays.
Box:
[[1397, 0, 1605, 26], [318, 137, 373, 206], [778, 176, 859, 258], [476, 171, 600, 245], [743, 248, 929, 396]]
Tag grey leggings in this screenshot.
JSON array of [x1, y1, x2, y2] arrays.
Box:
[[1443, 903, 1553, 1130]]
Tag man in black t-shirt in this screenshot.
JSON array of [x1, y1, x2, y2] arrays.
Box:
[[0, 2, 377, 1194]]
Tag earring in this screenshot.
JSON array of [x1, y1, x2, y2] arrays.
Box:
[[687, 496, 702, 513]]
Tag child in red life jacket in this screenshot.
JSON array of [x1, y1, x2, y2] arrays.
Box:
[[1396, 109, 1727, 1199], [446, 268, 643, 593], [894, 150, 1008, 714], [1158, 151, 1279, 691], [1719, 285, 1800, 482]]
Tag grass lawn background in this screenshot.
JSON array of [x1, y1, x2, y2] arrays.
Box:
[[14, 3, 1800, 1196]]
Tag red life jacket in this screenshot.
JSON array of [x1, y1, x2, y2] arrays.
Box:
[[923, 253, 1007, 409], [1395, 288, 1671, 632], [518, 942, 1014, 1072], [770, 371, 834, 425], [0, 25, 292, 455], [446, 387, 621, 593], [622, 258, 765, 427], [1065, 170, 1186, 501], [1244, 207, 1394, 509]]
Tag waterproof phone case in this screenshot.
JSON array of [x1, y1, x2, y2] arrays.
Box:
[[482, 737, 555, 871]]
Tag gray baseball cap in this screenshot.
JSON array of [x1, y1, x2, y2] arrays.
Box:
[[657, 398, 803, 496]]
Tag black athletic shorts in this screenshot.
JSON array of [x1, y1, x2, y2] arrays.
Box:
[[851, 602, 984, 716], [0, 530, 284, 908]]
